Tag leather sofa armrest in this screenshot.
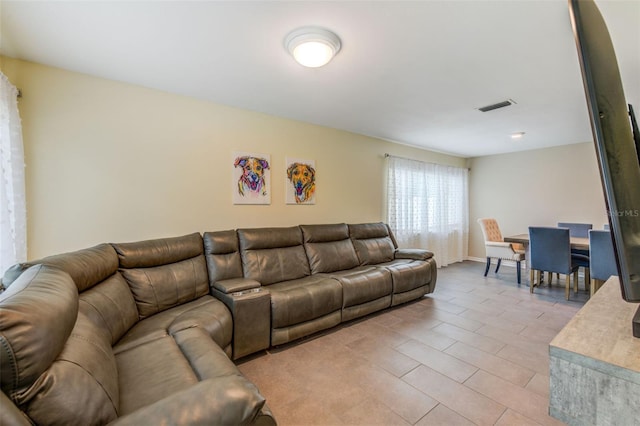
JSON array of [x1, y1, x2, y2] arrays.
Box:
[[394, 248, 434, 261], [210, 286, 271, 360], [212, 278, 262, 295], [109, 376, 268, 426]]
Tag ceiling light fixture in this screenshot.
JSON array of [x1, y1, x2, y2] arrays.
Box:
[[285, 26, 341, 68], [511, 132, 526, 139]]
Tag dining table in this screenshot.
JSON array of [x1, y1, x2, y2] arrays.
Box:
[[503, 233, 590, 285], [503, 233, 590, 251]]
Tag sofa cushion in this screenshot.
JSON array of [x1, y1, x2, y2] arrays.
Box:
[[0, 265, 78, 396], [113, 232, 203, 268], [114, 295, 232, 355], [267, 275, 343, 328], [349, 222, 396, 265], [79, 272, 138, 345], [119, 257, 210, 319], [116, 326, 248, 416], [300, 224, 360, 273], [116, 334, 199, 415], [238, 227, 310, 285], [112, 233, 210, 319], [2, 243, 119, 292], [378, 259, 432, 294], [203, 230, 244, 282], [327, 266, 393, 307]]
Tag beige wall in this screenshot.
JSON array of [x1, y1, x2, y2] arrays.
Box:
[[1, 57, 465, 259], [3, 57, 606, 263], [468, 143, 608, 260]]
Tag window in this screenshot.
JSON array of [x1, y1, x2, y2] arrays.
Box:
[[386, 155, 468, 266], [1, 72, 26, 276]]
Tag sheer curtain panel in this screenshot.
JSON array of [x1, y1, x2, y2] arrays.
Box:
[[1, 72, 27, 275], [386, 156, 468, 267]]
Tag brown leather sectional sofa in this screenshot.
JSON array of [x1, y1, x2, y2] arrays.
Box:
[[1, 222, 437, 425]]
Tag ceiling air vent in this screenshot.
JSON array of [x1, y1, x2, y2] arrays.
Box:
[[478, 99, 516, 112]]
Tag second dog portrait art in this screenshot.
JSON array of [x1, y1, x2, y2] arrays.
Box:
[[286, 159, 316, 204]]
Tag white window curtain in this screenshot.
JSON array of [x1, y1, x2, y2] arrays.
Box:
[[0, 72, 27, 275], [386, 155, 468, 267]]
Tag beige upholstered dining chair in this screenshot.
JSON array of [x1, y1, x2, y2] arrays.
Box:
[[477, 218, 525, 284]]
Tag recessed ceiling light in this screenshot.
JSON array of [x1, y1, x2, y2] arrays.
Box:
[[285, 26, 341, 68], [511, 132, 526, 139]]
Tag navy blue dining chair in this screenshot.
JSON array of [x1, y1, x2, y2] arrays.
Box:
[[557, 222, 592, 290], [589, 230, 618, 295], [557, 222, 593, 238], [529, 227, 582, 300]]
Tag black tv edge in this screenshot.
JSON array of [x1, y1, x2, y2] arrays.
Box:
[[568, 0, 640, 337]]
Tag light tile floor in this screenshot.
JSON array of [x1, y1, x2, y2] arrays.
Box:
[[238, 261, 589, 425]]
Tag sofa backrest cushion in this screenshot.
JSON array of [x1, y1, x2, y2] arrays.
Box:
[[79, 272, 139, 345], [1, 243, 119, 292], [349, 223, 396, 265], [0, 265, 78, 396], [237, 227, 310, 285], [300, 224, 360, 273], [203, 230, 243, 283], [112, 233, 209, 319]]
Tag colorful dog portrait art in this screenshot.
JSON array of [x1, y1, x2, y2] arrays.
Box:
[[232, 152, 271, 204], [285, 158, 316, 205]]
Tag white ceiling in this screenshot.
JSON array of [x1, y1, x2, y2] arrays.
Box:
[[1, 0, 638, 158]]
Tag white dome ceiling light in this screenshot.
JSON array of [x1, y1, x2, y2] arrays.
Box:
[[285, 26, 341, 68]]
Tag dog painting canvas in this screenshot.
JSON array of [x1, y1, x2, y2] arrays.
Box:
[[233, 152, 271, 204], [286, 158, 316, 205]]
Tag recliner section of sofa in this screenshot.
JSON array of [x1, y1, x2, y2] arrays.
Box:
[[349, 222, 437, 305], [301, 223, 393, 322], [236, 226, 344, 346]]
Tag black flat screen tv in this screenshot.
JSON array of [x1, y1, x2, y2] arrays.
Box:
[[568, 0, 640, 337]]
